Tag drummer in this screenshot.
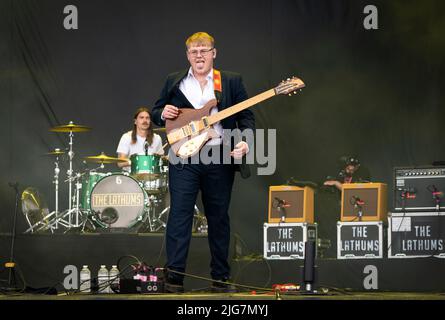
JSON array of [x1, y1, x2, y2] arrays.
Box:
[[116, 107, 164, 171]]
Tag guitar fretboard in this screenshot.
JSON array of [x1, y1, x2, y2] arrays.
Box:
[[208, 89, 276, 124]]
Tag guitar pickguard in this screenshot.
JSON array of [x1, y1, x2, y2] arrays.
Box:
[[174, 128, 219, 159]]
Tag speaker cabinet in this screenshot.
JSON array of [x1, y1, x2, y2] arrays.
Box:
[[268, 186, 314, 223], [341, 183, 387, 222]]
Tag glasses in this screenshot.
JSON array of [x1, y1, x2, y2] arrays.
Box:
[[187, 47, 214, 57]]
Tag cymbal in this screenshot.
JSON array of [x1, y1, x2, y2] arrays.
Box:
[[84, 152, 127, 164], [50, 121, 91, 133], [46, 149, 65, 156], [153, 127, 166, 133]]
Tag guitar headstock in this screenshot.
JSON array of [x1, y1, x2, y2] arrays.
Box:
[[274, 77, 305, 96]]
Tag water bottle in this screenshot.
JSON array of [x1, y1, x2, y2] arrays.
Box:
[[97, 265, 110, 294], [79, 265, 91, 293], [109, 265, 120, 293]]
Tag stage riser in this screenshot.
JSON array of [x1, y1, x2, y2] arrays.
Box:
[[1, 234, 444, 292]]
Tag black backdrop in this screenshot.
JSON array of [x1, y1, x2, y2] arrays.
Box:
[[1, 0, 444, 256]]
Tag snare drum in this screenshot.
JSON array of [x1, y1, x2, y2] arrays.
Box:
[[89, 173, 148, 230], [130, 154, 162, 181]]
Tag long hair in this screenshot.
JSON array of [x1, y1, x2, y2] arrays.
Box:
[[131, 107, 153, 145]]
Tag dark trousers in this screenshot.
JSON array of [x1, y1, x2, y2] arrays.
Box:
[[166, 151, 235, 282]]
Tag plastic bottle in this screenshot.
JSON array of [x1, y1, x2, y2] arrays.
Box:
[[97, 265, 110, 294], [79, 265, 91, 293], [109, 265, 120, 293]]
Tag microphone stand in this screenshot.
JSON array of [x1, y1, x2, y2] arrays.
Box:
[[351, 197, 364, 222], [2, 182, 22, 292], [356, 203, 363, 222]]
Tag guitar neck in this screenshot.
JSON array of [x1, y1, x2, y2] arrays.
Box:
[[208, 88, 276, 124]]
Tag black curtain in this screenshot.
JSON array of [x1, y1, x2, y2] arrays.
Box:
[[1, 0, 444, 259]]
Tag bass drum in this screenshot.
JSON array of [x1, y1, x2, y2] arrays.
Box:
[[89, 173, 148, 232], [80, 171, 107, 210]]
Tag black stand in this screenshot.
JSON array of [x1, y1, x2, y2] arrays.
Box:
[[1, 182, 22, 292], [300, 240, 319, 294]]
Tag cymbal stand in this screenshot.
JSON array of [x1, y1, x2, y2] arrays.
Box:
[[146, 195, 162, 232], [43, 173, 84, 232], [46, 152, 61, 230], [67, 129, 74, 225], [54, 153, 60, 229], [24, 154, 61, 233], [154, 203, 203, 233]]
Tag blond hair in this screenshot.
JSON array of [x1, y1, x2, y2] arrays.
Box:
[[185, 32, 215, 49]]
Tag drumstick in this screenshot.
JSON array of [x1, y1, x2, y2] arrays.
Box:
[[162, 142, 169, 149]]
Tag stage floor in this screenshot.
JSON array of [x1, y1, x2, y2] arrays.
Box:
[[1, 292, 445, 300], [1, 232, 445, 294]]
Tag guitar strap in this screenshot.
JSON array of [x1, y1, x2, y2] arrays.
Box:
[[213, 69, 222, 104]]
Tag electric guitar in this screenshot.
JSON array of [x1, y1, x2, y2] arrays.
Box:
[[166, 77, 305, 159]]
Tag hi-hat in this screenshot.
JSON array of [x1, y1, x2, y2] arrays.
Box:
[[84, 152, 127, 164], [50, 121, 91, 133], [46, 148, 65, 156]]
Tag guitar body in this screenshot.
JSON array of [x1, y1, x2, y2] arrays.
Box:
[[166, 99, 220, 158]]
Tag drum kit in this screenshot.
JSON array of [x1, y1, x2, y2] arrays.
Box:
[[23, 121, 208, 234]]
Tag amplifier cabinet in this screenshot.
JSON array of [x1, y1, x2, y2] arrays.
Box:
[[268, 186, 314, 223], [388, 212, 445, 258], [341, 183, 387, 222], [394, 166, 445, 212]]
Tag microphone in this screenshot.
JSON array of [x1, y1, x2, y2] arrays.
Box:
[[351, 196, 365, 206], [351, 196, 365, 221], [428, 185, 443, 210], [144, 140, 149, 156], [274, 197, 291, 222], [429, 185, 443, 198], [398, 187, 417, 199], [274, 197, 291, 209]]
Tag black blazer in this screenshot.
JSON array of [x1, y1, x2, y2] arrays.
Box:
[[151, 69, 255, 178]]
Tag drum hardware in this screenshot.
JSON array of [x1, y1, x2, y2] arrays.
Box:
[[50, 149, 62, 226], [47, 151, 126, 231], [154, 203, 207, 234], [28, 148, 64, 232], [50, 122, 91, 228], [142, 195, 166, 232], [84, 152, 128, 165], [42, 172, 87, 233], [22, 187, 52, 233], [33, 126, 182, 234]]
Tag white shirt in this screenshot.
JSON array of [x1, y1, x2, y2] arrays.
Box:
[[179, 68, 223, 145], [116, 131, 164, 171]]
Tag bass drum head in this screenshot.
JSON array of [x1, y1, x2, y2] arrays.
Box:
[[90, 173, 147, 231]]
